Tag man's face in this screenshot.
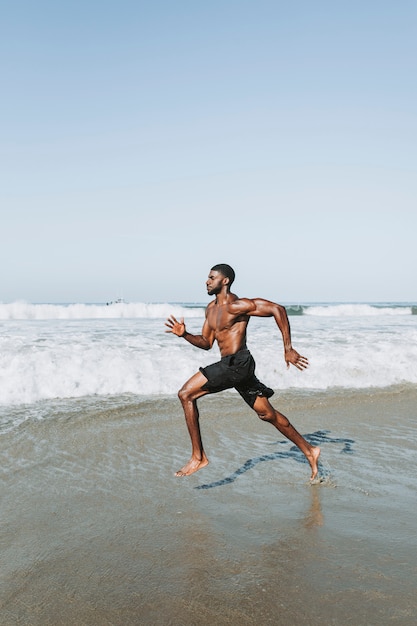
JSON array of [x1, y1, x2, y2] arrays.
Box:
[[206, 270, 227, 296]]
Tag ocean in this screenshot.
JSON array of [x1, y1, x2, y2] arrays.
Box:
[[1, 301, 417, 624], [1, 300, 416, 428]]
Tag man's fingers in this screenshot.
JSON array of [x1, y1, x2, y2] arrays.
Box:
[[165, 316, 177, 331], [286, 354, 309, 370], [296, 356, 309, 370], [165, 315, 185, 335]]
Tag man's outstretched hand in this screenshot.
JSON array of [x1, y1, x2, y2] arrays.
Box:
[[285, 348, 309, 371], [165, 315, 186, 337]]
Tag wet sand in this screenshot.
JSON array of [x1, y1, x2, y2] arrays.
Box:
[[1, 387, 417, 625]]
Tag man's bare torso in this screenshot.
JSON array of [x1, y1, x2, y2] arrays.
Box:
[[206, 294, 249, 357]]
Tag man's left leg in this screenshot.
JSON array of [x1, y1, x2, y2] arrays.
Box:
[[252, 396, 320, 480]]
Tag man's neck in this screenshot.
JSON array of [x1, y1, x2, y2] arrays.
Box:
[[215, 290, 233, 306]]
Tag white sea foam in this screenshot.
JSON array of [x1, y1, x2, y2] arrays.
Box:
[[0, 307, 416, 410], [0, 301, 205, 320], [305, 304, 412, 316], [0, 301, 413, 320]]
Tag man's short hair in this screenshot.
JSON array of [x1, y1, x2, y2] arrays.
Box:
[[211, 263, 235, 286]]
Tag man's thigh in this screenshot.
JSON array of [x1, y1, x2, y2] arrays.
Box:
[[180, 370, 211, 400]]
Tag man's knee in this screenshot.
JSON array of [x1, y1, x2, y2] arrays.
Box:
[[255, 407, 275, 422], [178, 383, 201, 404], [251, 396, 274, 421], [178, 385, 189, 403]]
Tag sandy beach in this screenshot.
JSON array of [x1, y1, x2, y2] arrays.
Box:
[[1, 386, 417, 625]]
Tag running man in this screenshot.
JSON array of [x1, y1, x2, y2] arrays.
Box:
[[165, 264, 320, 480]]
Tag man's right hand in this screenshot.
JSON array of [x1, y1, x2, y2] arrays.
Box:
[[165, 315, 186, 337]]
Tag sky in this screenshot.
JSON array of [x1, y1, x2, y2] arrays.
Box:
[[1, 0, 416, 303]]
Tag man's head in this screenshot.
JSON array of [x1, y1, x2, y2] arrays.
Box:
[[206, 264, 235, 296], [211, 264, 235, 286]]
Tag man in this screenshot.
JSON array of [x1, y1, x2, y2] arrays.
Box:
[[165, 264, 320, 480]]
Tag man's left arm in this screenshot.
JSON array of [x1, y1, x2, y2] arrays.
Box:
[[232, 298, 308, 370]]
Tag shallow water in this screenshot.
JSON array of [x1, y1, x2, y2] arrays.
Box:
[[1, 386, 416, 624]]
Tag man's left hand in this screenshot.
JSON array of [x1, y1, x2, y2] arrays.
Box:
[[285, 348, 309, 371]]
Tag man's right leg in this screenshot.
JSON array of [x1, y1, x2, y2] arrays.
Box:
[[175, 371, 211, 477]]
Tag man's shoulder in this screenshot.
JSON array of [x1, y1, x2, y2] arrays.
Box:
[[227, 296, 256, 314]]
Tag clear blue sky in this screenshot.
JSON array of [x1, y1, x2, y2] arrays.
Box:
[[2, 0, 416, 303]]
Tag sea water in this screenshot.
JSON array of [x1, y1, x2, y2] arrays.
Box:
[[2, 302, 417, 624], [0, 301, 416, 432]]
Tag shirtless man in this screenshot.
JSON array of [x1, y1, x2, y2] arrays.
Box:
[[165, 264, 320, 481]]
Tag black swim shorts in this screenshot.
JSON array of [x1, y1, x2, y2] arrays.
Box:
[[199, 348, 274, 408]]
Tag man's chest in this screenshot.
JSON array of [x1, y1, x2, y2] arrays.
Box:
[[207, 306, 234, 331]]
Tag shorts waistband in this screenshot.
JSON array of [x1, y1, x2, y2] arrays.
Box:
[[220, 348, 250, 361]]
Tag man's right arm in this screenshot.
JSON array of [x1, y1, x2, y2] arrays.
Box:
[[165, 315, 214, 350]]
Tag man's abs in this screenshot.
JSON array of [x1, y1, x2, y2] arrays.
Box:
[[215, 325, 248, 357]]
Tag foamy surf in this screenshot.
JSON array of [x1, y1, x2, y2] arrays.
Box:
[[0, 302, 416, 417], [0, 301, 205, 320]]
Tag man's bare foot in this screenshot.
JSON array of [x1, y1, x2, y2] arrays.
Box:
[[175, 455, 209, 477], [308, 446, 321, 481]]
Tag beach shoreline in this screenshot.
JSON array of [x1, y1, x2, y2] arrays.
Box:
[[1, 386, 417, 625]]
